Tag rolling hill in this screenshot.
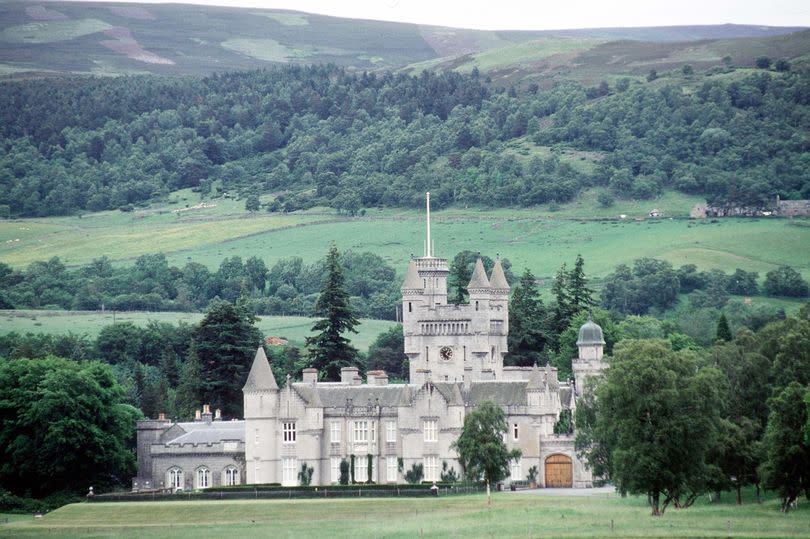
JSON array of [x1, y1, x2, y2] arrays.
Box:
[[0, 1, 806, 78]]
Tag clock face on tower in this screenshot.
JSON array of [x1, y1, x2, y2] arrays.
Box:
[[440, 346, 453, 361]]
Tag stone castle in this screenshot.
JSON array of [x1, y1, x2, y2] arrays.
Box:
[[133, 194, 607, 491]]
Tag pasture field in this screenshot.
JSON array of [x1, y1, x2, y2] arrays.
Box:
[[1, 491, 809, 538], [0, 310, 397, 351], [1, 190, 809, 284]]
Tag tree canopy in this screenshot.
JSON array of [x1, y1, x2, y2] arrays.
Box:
[[0, 356, 141, 497]]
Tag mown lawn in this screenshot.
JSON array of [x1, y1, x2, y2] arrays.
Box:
[[1, 490, 808, 538]]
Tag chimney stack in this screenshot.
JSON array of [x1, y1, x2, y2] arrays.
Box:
[[201, 404, 213, 423], [194, 409, 202, 421], [158, 412, 166, 421], [367, 370, 388, 386], [341, 367, 360, 385], [303, 368, 318, 385], [214, 409, 221, 421]]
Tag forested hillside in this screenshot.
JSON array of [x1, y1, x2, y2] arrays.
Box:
[[1, 63, 809, 218]]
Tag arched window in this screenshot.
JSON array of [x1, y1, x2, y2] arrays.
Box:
[[196, 467, 210, 489], [224, 466, 239, 486], [168, 467, 183, 491]]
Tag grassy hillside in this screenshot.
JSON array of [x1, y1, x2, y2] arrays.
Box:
[[0, 310, 396, 351], [0, 1, 804, 78], [1, 490, 808, 538], [404, 28, 810, 86], [2, 188, 809, 285]]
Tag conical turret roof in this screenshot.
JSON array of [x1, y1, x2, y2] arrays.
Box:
[[489, 259, 510, 290], [526, 363, 544, 390], [243, 346, 278, 392], [467, 258, 491, 289], [401, 259, 422, 290]]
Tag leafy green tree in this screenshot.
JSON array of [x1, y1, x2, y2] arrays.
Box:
[[755, 56, 772, 69], [726, 268, 759, 296], [367, 325, 406, 379], [245, 195, 260, 212], [0, 357, 141, 497], [306, 244, 360, 381], [764, 266, 809, 298], [404, 463, 424, 484], [194, 299, 262, 417], [506, 269, 548, 366], [760, 382, 810, 511], [451, 401, 521, 505], [585, 340, 723, 515], [716, 314, 732, 342]]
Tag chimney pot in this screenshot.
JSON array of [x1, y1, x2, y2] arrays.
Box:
[[158, 412, 166, 421], [303, 368, 318, 385], [203, 404, 210, 414], [214, 409, 221, 421], [194, 410, 202, 421]]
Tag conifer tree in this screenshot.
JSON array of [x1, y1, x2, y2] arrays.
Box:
[[716, 313, 732, 342], [176, 345, 203, 419], [550, 263, 572, 351], [506, 269, 547, 366], [568, 254, 595, 312], [306, 244, 360, 381]]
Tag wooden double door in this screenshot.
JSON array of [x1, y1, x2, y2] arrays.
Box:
[[544, 454, 573, 487]]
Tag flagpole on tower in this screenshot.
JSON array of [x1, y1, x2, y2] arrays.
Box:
[[426, 191, 431, 257]]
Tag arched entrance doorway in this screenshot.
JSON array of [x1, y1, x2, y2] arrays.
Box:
[[544, 454, 573, 487]]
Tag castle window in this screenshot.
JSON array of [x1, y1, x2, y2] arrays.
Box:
[[510, 458, 522, 479], [408, 302, 412, 313], [331, 457, 341, 483], [282, 457, 297, 486], [283, 422, 296, 443], [475, 301, 479, 311], [387, 457, 398, 482], [168, 467, 183, 491], [353, 420, 368, 443], [224, 466, 239, 486], [423, 420, 437, 442], [424, 456, 438, 482], [330, 421, 341, 443], [355, 455, 368, 482], [513, 424, 519, 441], [386, 420, 397, 443], [195, 467, 210, 489]]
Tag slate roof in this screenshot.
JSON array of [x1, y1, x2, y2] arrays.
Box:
[[401, 260, 422, 290], [466, 381, 528, 406], [489, 260, 510, 290], [467, 258, 491, 289], [292, 383, 414, 408], [165, 420, 245, 445], [243, 347, 278, 391]]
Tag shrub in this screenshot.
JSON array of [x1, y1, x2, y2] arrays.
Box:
[[764, 265, 809, 297], [405, 463, 424, 484]]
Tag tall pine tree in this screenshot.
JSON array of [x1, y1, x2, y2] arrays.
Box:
[[306, 244, 360, 381], [506, 269, 548, 366], [568, 254, 594, 312]]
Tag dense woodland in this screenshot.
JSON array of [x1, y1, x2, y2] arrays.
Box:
[[1, 63, 810, 218]]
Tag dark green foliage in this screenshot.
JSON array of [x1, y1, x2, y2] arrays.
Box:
[[339, 459, 350, 485], [1, 250, 399, 319], [367, 325, 406, 379], [755, 56, 772, 69], [775, 59, 791, 72], [581, 340, 723, 515], [245, 195, 260, 212], [306, 244, 360, 381], [726, 269, 759, 296], [298, 462, 314, 486], [404, 463, 424, 484], [440, 461, 459, 483], [760, 382, 810, 511], [451, 401, 521, 487], [601, 258, 680, 315], [569, 254, 594, 312], [553, 408, 573, 434], [0, 356, 141, 497], [716, 314, 732, 342], [193, 299, 262, 417], [3, 65, 808, 218], [506, 269, 548, 366], [763, 265, 809, 298]]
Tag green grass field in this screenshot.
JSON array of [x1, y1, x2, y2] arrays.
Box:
[[0, 310, 396, 351], [2, 189, 809, 285], [1, 491, 808, 538]]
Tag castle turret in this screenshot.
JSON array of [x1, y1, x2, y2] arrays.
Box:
[[572, 314, 606, 396], [243, 346, 279, 484]]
